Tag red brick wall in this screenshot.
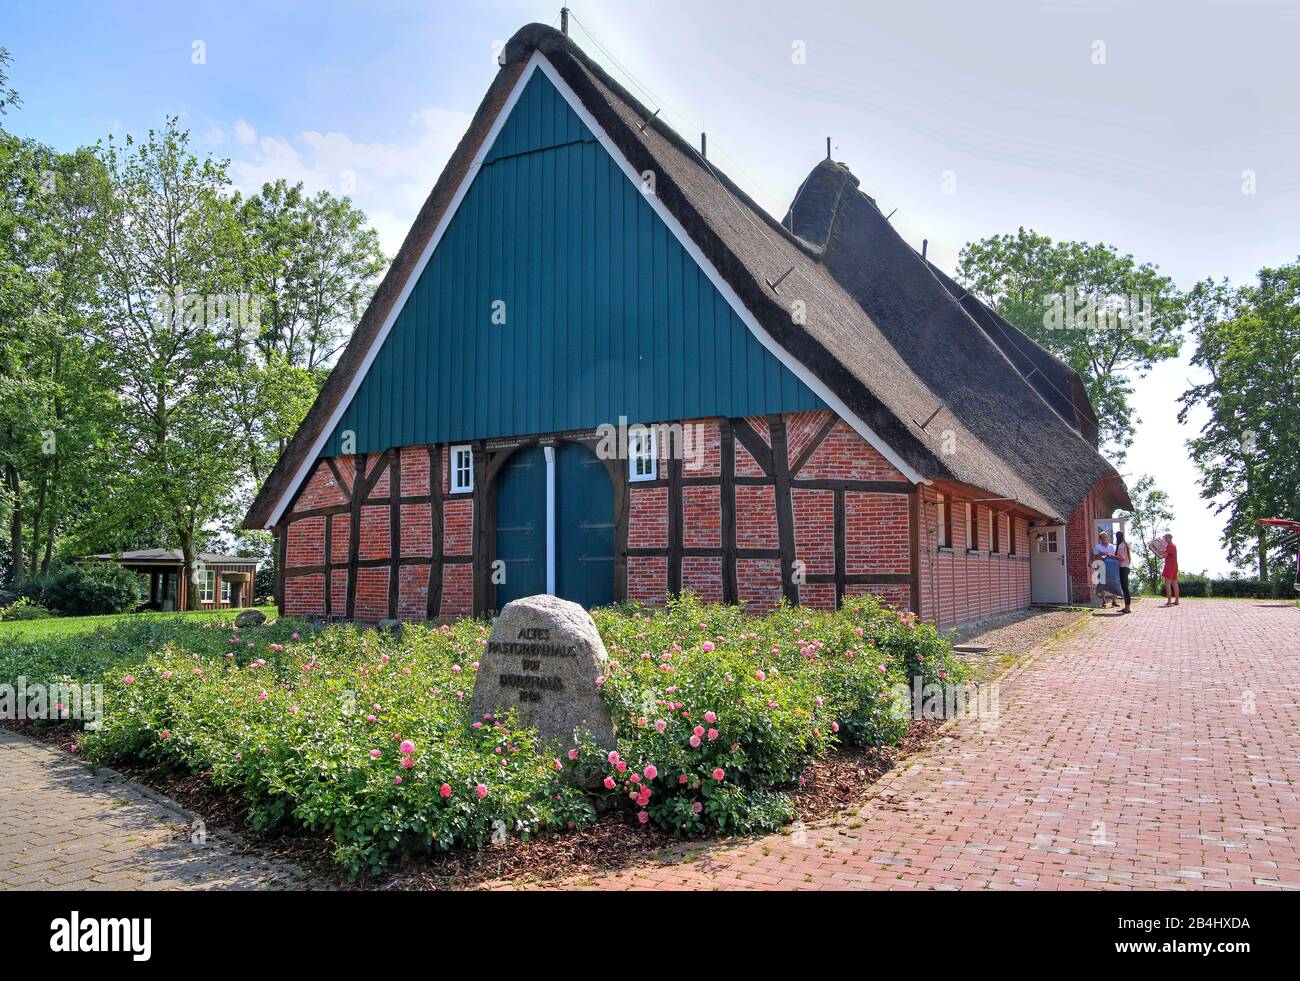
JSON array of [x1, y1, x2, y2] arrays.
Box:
[[278, 414, 1096, 629], [282, 445, 475, 621], [620, 411, 915, 615], [1065, 482, 1120, 603], [917, 485, 1032, 628]]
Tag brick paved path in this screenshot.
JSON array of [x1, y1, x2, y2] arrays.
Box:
[[0, 730, 315, 890], [538, 599, 1300, 890]]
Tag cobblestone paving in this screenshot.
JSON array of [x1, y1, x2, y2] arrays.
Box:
[[526, 599, 1300, 890], [0, 730, 315, 890]]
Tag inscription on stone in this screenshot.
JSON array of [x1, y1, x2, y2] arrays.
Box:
[[469, 594, 615, 748]]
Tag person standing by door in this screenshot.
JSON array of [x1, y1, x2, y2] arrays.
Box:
[[1092, 531, 1118, 608], [1114, 531, 1132, 614], [1161, 533, 1180, 606]]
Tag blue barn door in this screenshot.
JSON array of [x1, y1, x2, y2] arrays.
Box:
[[555, 442, 614, 609], [494, 445, 547, 609]]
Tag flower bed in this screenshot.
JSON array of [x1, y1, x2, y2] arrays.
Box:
[[0, 594, 962, 877]]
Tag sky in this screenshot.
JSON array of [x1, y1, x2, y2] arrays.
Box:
[[6, 0, 1298, 574]]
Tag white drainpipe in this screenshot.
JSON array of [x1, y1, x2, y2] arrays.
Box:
[[544, 445, 556, 595]]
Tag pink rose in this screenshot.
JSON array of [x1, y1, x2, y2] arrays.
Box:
[[702, 641, 714, 652], [475, 784, 488, 799], [637, 810, 650, 824], [755, 670, 766, 682], [712, 768, 725, 781], [400, 756, 414, 769], [122, 675, 135, 686], [369, 749, 382, 759], [643, 764, 658, 780], [567, 748, 579, 760], [400, 740, 415, 755], [439, 783, 452, 798], [704, 711, 717, 723], [707, 729, 718, 741], [689, 735, 701, 748], [603, 776, 616, 790]]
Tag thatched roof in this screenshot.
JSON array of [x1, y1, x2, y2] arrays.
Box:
[[245, 23, 1127, 529]]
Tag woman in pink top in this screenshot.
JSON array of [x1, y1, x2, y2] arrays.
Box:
[[1161, 533, 1179, 606]]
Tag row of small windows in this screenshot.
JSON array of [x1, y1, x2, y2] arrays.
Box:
[[935, 493, 1016, 555], [446, 430, 659, 495]]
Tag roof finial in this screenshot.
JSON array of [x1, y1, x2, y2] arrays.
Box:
[[560, 7, 570, 36], [826, 136, 831, 161]]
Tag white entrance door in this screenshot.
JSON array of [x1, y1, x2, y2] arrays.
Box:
[[1030, 524, 1069, 604]]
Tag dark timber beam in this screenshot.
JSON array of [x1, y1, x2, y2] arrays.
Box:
[[719, 420, 738, 605], [767, 414, 799, 605], [427, 445, 444, 621]]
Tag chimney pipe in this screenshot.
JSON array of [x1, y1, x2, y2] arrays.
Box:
[[922, 239, 928, 261], [560, 7, 569, 36], [701, 132, 707, 159], [826, 136, 831, 161]]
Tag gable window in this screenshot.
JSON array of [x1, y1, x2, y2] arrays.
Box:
[[965, 503, 975, 550], [936, 493, 951, 549], [450, 445, 474, 494], [991, 511, 1001, 553], [198, 570, 215, 604], [628, 426, 657, 482], [1008, 515, 1017, 555]]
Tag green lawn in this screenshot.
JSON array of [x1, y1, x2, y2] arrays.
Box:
[[0, 605, 279, 642]]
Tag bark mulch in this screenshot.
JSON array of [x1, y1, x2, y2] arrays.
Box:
[[3, 716, 943, 891]]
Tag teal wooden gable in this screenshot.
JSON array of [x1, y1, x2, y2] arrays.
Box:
[[321, 69, 824, 458]]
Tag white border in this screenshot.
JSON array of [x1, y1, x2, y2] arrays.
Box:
[[449, 444, 474, 493], [263, 50, 922, 526], [627, 425, 657, 482]]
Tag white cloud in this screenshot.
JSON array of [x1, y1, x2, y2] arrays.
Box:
[[225, 107, 473, 255]]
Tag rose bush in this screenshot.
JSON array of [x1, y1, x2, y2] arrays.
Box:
[[2, 593, 964, 877]]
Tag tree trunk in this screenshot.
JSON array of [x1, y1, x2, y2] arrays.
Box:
[[28, 474, 47, 575], [179, 529, 200, 611], [4, 458, 23, 587], [1257, 526, 1269, 581]]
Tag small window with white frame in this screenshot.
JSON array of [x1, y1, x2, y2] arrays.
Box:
[[198, 570, 215, 604], [628, 426, 657, 481], [965, 503, 974, 550], [450, 444, 474, 494], [221, 577, 231, 604]]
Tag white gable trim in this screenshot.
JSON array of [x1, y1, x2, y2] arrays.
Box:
[[265, 49, 920, 526], [265, 52, 550, 527]]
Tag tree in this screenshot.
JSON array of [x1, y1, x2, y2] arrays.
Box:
[[1179, 262, 1300, 578], [956, 228, 1183, 459], [95, 119, 248, 607], [1115, 475, 1174, 592], [237, 179, 385, 375]]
